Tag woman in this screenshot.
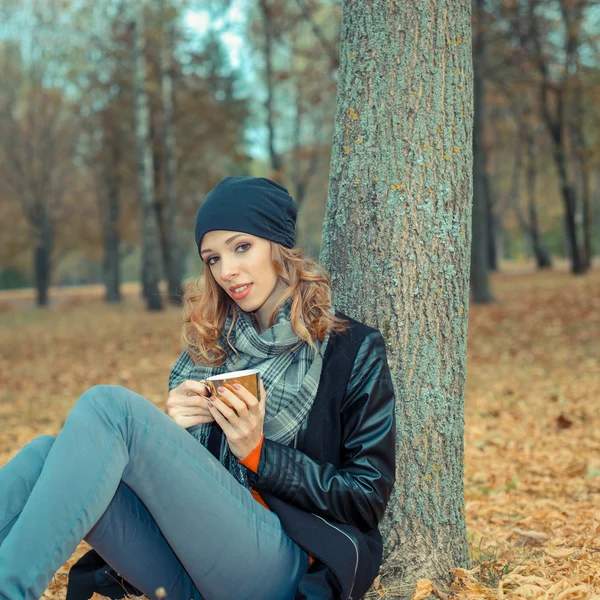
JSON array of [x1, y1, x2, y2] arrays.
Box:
[[0, 176, 396, 600]]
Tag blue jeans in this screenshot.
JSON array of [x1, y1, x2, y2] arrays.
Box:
[[0, 385, 308, 600]]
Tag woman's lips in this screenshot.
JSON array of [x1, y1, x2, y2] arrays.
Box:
[[231, 283, 253, 300]]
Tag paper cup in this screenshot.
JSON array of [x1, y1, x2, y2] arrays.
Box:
[[204, 369, 260, 408]]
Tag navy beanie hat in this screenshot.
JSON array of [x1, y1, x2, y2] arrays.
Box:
[[194, 176, 298, 255]]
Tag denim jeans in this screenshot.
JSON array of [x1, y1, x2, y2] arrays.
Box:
[[0, 385, 308, 600]]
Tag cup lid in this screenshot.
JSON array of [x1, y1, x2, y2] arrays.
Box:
[[206, 369, 260, 381]]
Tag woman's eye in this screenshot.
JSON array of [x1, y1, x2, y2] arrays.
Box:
[[205, 243, 249, 266]]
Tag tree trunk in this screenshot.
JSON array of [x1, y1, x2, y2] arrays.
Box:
[[524, 123, 551, 269], [580, 160, 592, 268], [471, 0, 493, 302], [554, 140, 584, 273], [529, 1, 585, 274], [259, 0, 283, 179], [320, 0, 472, 590], [160, 10, 183, 305], [132, 4, 163, 311], [485, 171, 497, 271], [33, 218, 53, 307], [101, 156, 122, 303], [595, 170, 600, 257]]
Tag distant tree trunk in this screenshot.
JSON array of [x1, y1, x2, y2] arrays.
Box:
[[530, 0, 585, 274], [471, 0, 493, 301], [494, 208, 507, 261], [160, 9, 183, 305], [33, 218, 53, 307], [100, 143, 122, 303], [321, 0, 472, 590], [291, 94, 320, 210], [524, 121, 551, 269], [580, 159, 592, 267], [595, 170, 600, 257], [571, 107, 592, 269], [485, 172, 497, 271], [132, 4, 163, 311], [258, 0, 283, 180]]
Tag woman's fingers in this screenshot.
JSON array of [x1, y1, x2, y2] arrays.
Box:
[[181, 379, 210, 397], [207, 400, 237, 438], [215, 386, 249, 414], [210, 394, 242, 420]]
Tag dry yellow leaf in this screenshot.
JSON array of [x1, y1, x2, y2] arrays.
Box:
[[513, 528, 551, 542], [546, 580, 571, 595], [512, 583, 546, 597], [544, 547, 577, 558], [555, 585, 592, 600], [411, 579, 434, 600]]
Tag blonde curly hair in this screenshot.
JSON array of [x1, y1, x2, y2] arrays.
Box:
[[180, 243, 348, 367]]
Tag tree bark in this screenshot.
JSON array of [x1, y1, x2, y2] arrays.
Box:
[[132, 3, 163, 311], [320, 0, 471, 590], [471, 0, 493, 301]]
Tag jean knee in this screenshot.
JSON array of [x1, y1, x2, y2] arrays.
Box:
[[76, 384, 131, 419]]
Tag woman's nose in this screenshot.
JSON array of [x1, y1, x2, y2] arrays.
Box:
[[220, 259, 239, 281]]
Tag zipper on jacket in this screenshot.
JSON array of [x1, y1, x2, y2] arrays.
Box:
[[311, 513, 359, 600]]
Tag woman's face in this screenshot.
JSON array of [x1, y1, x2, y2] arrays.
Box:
[[200, 230, 285, 317]]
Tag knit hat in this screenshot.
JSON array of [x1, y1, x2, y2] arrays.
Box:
[[194, 176, 298, 255]]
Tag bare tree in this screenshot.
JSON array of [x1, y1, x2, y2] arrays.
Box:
[[527, 0, 586, 273], [0, 40, 76, 306]]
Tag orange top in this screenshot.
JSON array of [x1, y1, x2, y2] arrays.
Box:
[[239, 435, 314, 565]]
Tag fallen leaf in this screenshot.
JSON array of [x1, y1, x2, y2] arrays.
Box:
[[556, 414, 573, 430], [411, 579, 434, 600], [544, 547, 577, 558], [513, 528, 550, 542]]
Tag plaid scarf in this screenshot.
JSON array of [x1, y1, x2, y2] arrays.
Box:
[[168, 298, 330, 488]]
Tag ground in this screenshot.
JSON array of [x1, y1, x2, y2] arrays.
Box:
[[0, 263, 599, 599]]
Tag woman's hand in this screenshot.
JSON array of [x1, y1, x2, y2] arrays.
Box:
[[208, 379, 266, 460], [166, 380, 214, 429]]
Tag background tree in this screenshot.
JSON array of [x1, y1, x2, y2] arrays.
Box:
[[0, 27, 78, 306], [471, 0, 494, 302], [131, 3, 163, 311], [321, 0, 472, 590]]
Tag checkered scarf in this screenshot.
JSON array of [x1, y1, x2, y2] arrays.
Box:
[[168, 298, 329, 488]]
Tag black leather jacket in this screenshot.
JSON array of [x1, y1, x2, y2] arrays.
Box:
[[256, 314, 396, 599], [67, 314, 396, 600]]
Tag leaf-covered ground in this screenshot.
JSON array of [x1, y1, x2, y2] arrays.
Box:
[[0, 265, 599, 599]]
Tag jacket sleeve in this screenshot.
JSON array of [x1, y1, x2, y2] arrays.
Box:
[[253, 331, 396, 530]]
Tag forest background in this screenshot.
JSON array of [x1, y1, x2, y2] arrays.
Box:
[[0, 0, 599, 599], [0, 0, 599, 300]]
